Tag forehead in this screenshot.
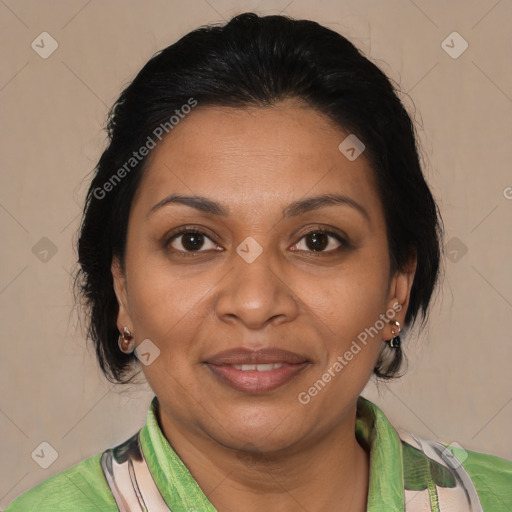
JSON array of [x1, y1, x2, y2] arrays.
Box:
[[134, 101, 381, 219]]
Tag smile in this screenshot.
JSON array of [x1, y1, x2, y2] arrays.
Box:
[[204, 347, 311, 393], [205, 361, 309, 393], [232, 363, 284, 371]]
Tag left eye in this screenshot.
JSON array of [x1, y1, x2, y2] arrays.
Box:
[[291, 230, 345, 253]]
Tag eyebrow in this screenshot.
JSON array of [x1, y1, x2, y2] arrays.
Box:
[[148, 193, 370, 224]]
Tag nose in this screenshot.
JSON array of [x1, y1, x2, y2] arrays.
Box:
[[214, 246, 300, 330]]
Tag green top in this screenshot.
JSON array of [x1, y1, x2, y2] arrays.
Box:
[[4, 396, 511, 511]]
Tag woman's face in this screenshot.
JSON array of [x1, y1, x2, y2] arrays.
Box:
[[112, 100, 415, 453]]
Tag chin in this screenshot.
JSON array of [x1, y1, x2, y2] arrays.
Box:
[[206, 406, 308, 452]]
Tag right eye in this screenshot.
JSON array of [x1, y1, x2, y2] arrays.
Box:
[[166, 228, 223, 257]]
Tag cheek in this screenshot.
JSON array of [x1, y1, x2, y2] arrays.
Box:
[[310, 252, 390, 334], [125, 253, 217, 363], [123, 262, 225, 425], [125, 260, 208, 400], [309, 254, 390, 381], [296, 283, 386, 414]]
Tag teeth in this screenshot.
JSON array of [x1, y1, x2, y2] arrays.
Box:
[[232, 363, 284, 371]]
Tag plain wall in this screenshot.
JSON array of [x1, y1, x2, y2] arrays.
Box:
[[1, 0, 511, 507]]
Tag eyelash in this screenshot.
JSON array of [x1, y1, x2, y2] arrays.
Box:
[[165, 226, 350, 258]]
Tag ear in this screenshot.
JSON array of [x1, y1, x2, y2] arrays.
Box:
[[382, 253, 417, 340], [111, 256, 133, 332]]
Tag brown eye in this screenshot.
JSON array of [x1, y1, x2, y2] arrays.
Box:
[[180, 232, 205, 251], [168, 229, 219, 254], [305, 232, 329, 251], [291, 229, 347, 253]]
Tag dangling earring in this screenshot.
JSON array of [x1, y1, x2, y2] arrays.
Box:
[[118, 326, 135, 354], [386, 320, 401, 349]]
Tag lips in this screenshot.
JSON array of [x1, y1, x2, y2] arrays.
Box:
[[204, 348, 310, 393]]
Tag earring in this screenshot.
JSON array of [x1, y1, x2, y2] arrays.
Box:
[[386, 320, 401, 349], [118, 326, 135, 354]]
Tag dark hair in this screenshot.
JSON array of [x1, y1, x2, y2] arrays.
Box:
[[76, 12, 443, 383]]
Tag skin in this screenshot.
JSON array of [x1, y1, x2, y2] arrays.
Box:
[[112, 99, 417, 512]]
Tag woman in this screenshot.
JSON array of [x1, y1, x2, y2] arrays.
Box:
[[5, 11, 511, 512]]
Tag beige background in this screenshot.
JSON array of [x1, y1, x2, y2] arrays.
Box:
[[1, 0, 511, 507]]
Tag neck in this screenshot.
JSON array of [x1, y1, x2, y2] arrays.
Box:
[[157, 404, 370, 512]]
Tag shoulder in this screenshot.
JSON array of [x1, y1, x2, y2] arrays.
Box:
[[397, 428, 512, 511], [3, 453, 117, 512], [451, 445, 512, 511]]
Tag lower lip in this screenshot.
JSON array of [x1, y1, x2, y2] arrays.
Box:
[[206, 363, 309, 393]]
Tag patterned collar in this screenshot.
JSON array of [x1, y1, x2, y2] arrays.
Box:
[[101, 395, 482, 511], [140, 397, 404, 512]]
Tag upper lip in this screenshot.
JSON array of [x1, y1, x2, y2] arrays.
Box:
[[205, 348, 309, 365]]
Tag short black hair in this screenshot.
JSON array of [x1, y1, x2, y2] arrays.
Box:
[[76, 12, 443, 383]]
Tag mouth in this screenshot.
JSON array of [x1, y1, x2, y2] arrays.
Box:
[[231, 363, 286, 371], [204, 348, 310, 394]]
